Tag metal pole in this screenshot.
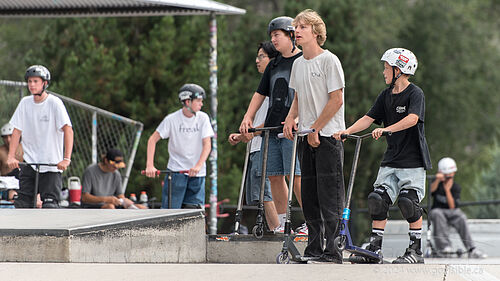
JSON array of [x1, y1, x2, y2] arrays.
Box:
[[92, 111, 98, 164], [122, 124, 143, 192], [208, 13, 218, 235]]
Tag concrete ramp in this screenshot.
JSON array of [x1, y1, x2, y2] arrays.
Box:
[[0, 209, 206, 263]]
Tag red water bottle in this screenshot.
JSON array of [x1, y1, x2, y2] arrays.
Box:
[[68, 176, 82, 206]]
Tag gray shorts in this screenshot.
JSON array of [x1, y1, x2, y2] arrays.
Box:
[[373, 166, 426, 204]]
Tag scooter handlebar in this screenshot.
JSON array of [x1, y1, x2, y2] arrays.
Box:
[[340, 131, 392, 140], [246, 126, 283, 133], [20, 162, 58, 167], [277, 128, 316, 138], [141, 170, 189, 175]]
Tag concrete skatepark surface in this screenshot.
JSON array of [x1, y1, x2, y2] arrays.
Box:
[[2, 261, 500, 281], [1, 210, 499, 280]]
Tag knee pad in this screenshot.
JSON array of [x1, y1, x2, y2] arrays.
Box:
[[397, 189, 421, 223], [42, 198, 60, 209], [367, 188, 392, 221]]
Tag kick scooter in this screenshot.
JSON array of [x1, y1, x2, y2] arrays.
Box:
[[247, 125, 282, 238], [141, 169, 189, 208], [233, 142, 251, 234], [275, 128, 315, 264], [333, 132, 391, 264]]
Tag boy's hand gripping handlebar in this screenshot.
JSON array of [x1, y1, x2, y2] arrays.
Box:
[[277, 128, 316, 138]]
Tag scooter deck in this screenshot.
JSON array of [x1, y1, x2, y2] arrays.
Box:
[[345, 245, 384, 264]]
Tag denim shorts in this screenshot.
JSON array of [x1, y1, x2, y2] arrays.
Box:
[[259, 135, 301, 176], [373, 166, 426, 204], [162, 173, 205, 209], [245, 151, 272, 205]]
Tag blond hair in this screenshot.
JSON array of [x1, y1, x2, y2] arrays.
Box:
[[293, 9, 327, 46]]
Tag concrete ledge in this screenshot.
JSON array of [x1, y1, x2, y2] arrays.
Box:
[[207, 234, 307, 263], [0, 209, 206, 263]]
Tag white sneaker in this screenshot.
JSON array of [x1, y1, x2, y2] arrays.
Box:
[[273, 225, 294, 234], [273, 226, 284, 234], [295, 222, 308, 236], [468, 248, 487, 259]]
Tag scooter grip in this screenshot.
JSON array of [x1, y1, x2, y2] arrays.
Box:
[[382, 131, 392, 137], [340, 134, 349, 140], [141, 170, 161, 176]]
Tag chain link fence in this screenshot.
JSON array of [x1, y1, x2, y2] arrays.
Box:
[[0, 80, 143, 191]]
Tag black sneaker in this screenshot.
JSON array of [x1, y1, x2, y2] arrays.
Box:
[[348, 247, 383, 264], [307, 255, 342, 264], [295, 255, 320, 263], [392, 248, 424, 264]]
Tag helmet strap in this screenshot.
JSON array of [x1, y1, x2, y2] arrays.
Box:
[[289, 31, 296, 52], [182, 100, 196, 116], [390, 67, 402, 90]]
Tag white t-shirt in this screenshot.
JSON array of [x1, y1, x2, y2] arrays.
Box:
[[289, 50, 346, 136], [156, 109, 214, 177], [249, 97, 269, 153], [10, 94, 72, 173]]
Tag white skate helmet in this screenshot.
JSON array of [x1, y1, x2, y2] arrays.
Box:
[[438, 157, 457, 174], [1, 123, 14, 136], [381, 48, 418, 75]]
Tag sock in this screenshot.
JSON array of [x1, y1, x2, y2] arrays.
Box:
[[369, 228, 384, 249], [409, 228, 422, 252], [278, 213, 286, 227]]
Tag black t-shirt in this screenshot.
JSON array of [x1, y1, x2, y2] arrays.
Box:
[[431, 182, 461, 209], [366, 83, 432, 170], [257, 52, 303, 127]]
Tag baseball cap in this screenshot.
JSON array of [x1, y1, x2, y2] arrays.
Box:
[[105, 148, 126, 169]]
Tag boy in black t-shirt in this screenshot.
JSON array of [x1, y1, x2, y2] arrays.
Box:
[[430, 157, 487, 258], [334, 48, 431, 264], [239, 17, 304, 233]]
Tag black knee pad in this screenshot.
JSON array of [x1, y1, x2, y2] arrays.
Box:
[[397, 189, 421, 223], [367, 188, 392, 221], [42, 198, 60, 209]]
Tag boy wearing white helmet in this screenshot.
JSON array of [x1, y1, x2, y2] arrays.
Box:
[[334, 48, 431, 263], [0, 123, 23, 176], [430, 157, 487, 258], [145, 83, 214, 209], [7, 65, 73, 208]]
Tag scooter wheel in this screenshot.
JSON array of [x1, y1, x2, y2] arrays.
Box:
[[334, 235, 346, 251], [252, 225, 264, 239], [276, 251, 290, 264]]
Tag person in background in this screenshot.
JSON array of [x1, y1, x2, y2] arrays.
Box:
[[145, 84, 214, 209], [7, 65, 73, 208], [0, 123, 23, 177], [81, 148, 146, 209], [430, 157, 487, 258]]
